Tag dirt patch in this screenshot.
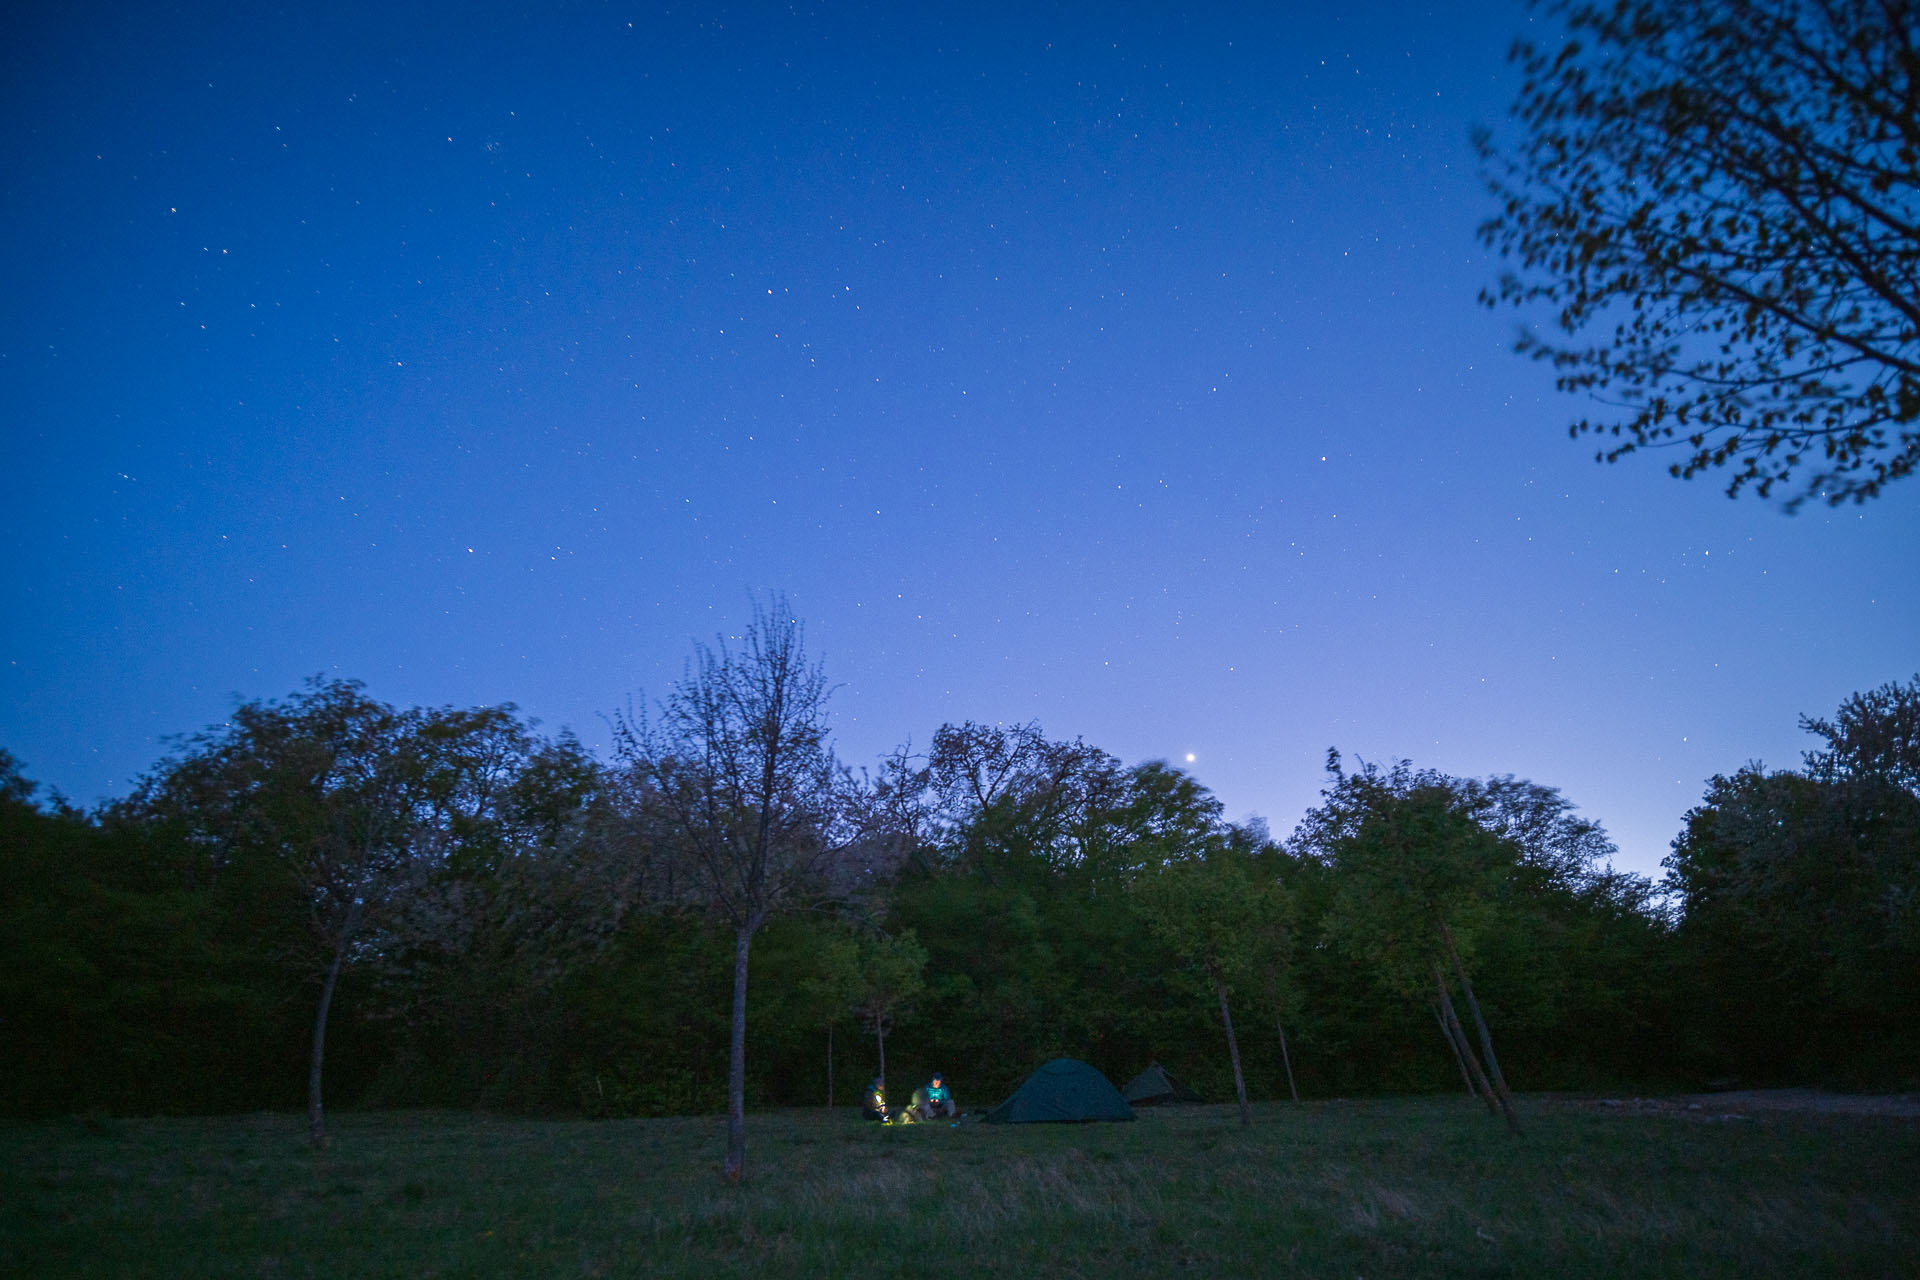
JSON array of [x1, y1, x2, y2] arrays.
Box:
[[1582, 1089, 1920, 1120]]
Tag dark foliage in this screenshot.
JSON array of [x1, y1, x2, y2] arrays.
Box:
[[1663, 678, 1920, 1085], [1479, 0, 1920, 506], [4, 678, 1915, 1118]]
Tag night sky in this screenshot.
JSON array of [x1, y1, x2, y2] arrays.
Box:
[[5, 1, 1914, 877]]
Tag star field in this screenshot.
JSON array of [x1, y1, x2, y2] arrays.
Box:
[[3, 1, 1915, 875]]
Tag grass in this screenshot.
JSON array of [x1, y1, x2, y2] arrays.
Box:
[[5, 1096, 1916, 1278]]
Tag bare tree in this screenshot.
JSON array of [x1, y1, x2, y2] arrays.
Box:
[[610, 599, 882, 1181]]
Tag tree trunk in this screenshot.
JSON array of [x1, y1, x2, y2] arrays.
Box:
[[1432, 1001, 1478, 1100], [875, 1016, 887, 1088], [1275, 1015, 1300, 1104], [1434, 963, 1499, 1117], [307, 929, 350, 1151], [1215, 977, 1252, 1129], [1439, 922, 1521, 1135], [724, 922, 755, 1181], [1265, 969, 1300, 1103], [826, 1021, 834, 1110]]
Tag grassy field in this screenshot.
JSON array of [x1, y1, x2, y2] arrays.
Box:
[[5, 1096, 1916, 1278]]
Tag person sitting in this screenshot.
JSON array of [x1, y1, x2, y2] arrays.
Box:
[[915, 1072, 956, 1121], [862, 1077, 891, 1123]]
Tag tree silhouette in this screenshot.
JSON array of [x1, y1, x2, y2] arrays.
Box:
[[611, 600, 885, 1180], [1479, 0, 1920, 506]]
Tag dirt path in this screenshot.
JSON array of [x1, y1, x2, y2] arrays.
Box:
[[1583, 1089, 1920, 1119]]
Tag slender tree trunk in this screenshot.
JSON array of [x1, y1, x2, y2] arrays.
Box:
[[724, 922, 755, 1181], [875, 1017, 887, 1088], [1215, 976, 1252, 1129], [1275, 1015, 1300, 1105], [1433, 1001, 1478, 1100], [307, 928, 350, 1151], [1434, 963, 1499, 1117], [1265, 969, 1300, 1103], [826, 1021, 834, 1110], [1439, 922, 1521, 1135]]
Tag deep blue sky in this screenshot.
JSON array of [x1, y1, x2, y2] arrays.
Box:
[[5, 1, 1914, 877]]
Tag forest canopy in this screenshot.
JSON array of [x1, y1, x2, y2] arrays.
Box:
[[3, 671, 1916, 1127]]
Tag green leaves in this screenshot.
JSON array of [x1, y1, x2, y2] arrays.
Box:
[[1133, 845, 1282, 989]]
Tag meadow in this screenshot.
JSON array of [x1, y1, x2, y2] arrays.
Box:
[[6, 1095, 1915, 1278]]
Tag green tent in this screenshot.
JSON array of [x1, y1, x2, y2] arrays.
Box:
[[984, 1058, 1136, 1124], [1122, 1061, 1203, 1106]]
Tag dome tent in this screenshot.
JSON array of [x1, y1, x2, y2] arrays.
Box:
[[1122, 1061, 1204, 1106], [984, 1058, 1136, 1124]]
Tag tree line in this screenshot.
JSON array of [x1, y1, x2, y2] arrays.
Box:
[[3, 611, 1914, 1171]]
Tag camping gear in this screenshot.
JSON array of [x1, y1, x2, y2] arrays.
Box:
[[1122, 1062, 1204, 1106], [913, 1080, 956, 1121], [984, 1058, 1136, 1124]]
